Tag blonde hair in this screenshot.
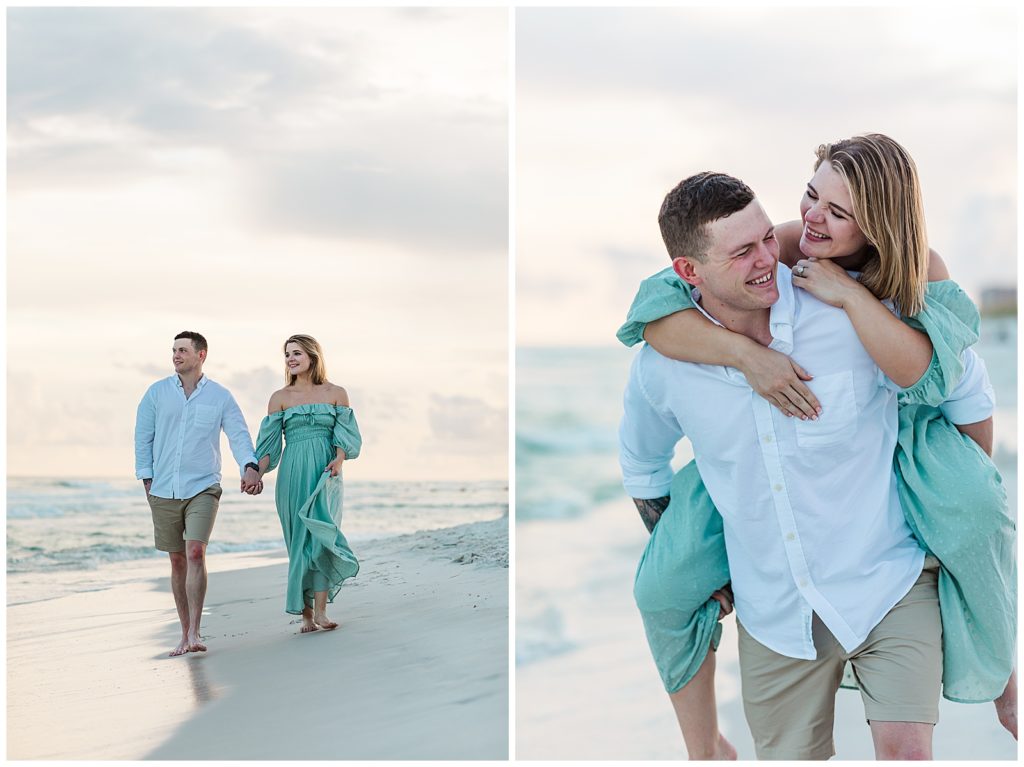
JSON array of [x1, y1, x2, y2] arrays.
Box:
[[815, 134, 928, 317], [283, 334, 328, 386]]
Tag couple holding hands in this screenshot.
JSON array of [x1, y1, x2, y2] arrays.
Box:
[[135, 331, 361, 656]]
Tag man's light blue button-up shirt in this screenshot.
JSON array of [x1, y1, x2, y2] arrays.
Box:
[[619, 266, 927, 659], [134, 374, 257, 500]]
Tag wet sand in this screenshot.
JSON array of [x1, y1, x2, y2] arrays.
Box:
[[7, 519, 508, 760]]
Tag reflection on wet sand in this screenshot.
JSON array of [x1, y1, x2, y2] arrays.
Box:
[[185, 654, 221, 706]]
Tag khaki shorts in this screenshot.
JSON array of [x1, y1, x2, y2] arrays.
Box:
[[737, 558, 942, 760], [148, 484, 223, 552]]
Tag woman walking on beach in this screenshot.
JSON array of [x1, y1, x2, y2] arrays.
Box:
[[620, 133, 1016, 753], [254, 334, 361, 633]]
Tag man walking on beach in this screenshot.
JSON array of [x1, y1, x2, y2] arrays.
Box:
[[135, 331, 262, 657], [619, 174, 957, 760]]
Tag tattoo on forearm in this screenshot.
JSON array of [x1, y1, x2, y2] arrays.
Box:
[[633, 496, 670, 533]]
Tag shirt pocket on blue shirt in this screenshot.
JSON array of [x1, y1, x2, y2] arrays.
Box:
[[794, 371, 858, 448], [193, 404, 219, 429]]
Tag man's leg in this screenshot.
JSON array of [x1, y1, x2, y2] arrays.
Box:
[[869, 722, 933, 760], [184, 539, 208, 652], [185, 536, 208, 651], [168, 551, 190, 657], [150, 494, 190, 657], [669, 644, 736, 760], [737, 618, 845, 760], [851, 559, 942, 761], [181, 484, 221, 652]]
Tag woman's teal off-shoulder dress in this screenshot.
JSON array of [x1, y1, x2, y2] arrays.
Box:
[[619, 268, 1015, 704], [256, 403, 362, 615]]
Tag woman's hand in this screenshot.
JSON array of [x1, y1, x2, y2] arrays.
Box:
[[739, 345, 821, 419], [326, 454, 346, 477], [792, 257, 866, 308]]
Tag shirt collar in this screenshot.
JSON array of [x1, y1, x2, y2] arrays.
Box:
[[174, 373, 207, 390], [690, 264, 795, 355]]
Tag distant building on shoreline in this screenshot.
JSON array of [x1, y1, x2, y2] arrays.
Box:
[[979, 285, 1016, 317]]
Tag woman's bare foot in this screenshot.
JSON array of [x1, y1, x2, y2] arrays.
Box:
[[169, 637, 190, 657], [300, 607, 318, 633], [714, 733, 737, 760], [995, 670, 1018, 740], [313, 612, 338, 630]]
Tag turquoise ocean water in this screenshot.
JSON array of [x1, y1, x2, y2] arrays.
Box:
[[6, 478, 507, 602]]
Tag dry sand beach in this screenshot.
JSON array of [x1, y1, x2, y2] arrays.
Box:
[[7, 518, 508, 760]]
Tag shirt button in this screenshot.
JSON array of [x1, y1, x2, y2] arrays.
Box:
[[799, 578, 808, 588], [785, 532, 795, 541], [773, 484, 783, 492], [763, 434, 773, 443]]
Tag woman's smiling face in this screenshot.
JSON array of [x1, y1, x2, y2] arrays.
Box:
[[285, 342, 311, 376], [798, 162, 870, 262]]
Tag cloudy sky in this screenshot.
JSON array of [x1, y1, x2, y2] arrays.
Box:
[[7, 7, 508, 481], [516, 6, 1017, 346]]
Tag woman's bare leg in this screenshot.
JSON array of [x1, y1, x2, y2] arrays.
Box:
[[313, 591, 338, 630]]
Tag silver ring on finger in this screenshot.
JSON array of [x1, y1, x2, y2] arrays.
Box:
[[796, 265, 806, 276]]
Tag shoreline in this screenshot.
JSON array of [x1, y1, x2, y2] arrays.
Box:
[[6, 508, 509, 608], [7, 518, 508, 760]]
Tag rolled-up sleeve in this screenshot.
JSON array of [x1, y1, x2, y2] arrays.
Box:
[[134, 387, 156, 480], [939, 348, 996, 425], [619, 350, 684, 499]]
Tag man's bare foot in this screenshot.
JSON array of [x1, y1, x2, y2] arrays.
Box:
[[169, 638, 190, 657], [313, 612, 338, 630], [187, 634, 207, 653], [995, 671, 1018, 740]]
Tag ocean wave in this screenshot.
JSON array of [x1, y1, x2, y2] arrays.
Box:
[[352, 501, 509, 512], [207, 540, 284, 554], [7, 538, 289, 573], [8, 478, 134, 495], [5, 503, 68, 520], [7, 543, 164, 572], [7, 478, 508, 575], [516, 477, 624, 521], [516, 429, 617, 457], [516, 605, 577, 666]]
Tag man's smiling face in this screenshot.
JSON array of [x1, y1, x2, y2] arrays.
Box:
[[678, 199, 780, 313]]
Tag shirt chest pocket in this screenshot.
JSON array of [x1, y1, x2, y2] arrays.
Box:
[[192, 404, 218, 429], [794, 371, 858, 448]]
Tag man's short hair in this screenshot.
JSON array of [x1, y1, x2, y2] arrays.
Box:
[[174, 331, 208, 354], [658, 172, 755, 263]]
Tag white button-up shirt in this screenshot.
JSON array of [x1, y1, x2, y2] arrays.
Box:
[[135, 374, 257, 500], [940, 346, 995, 425], [620, 267, 931, 659]]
